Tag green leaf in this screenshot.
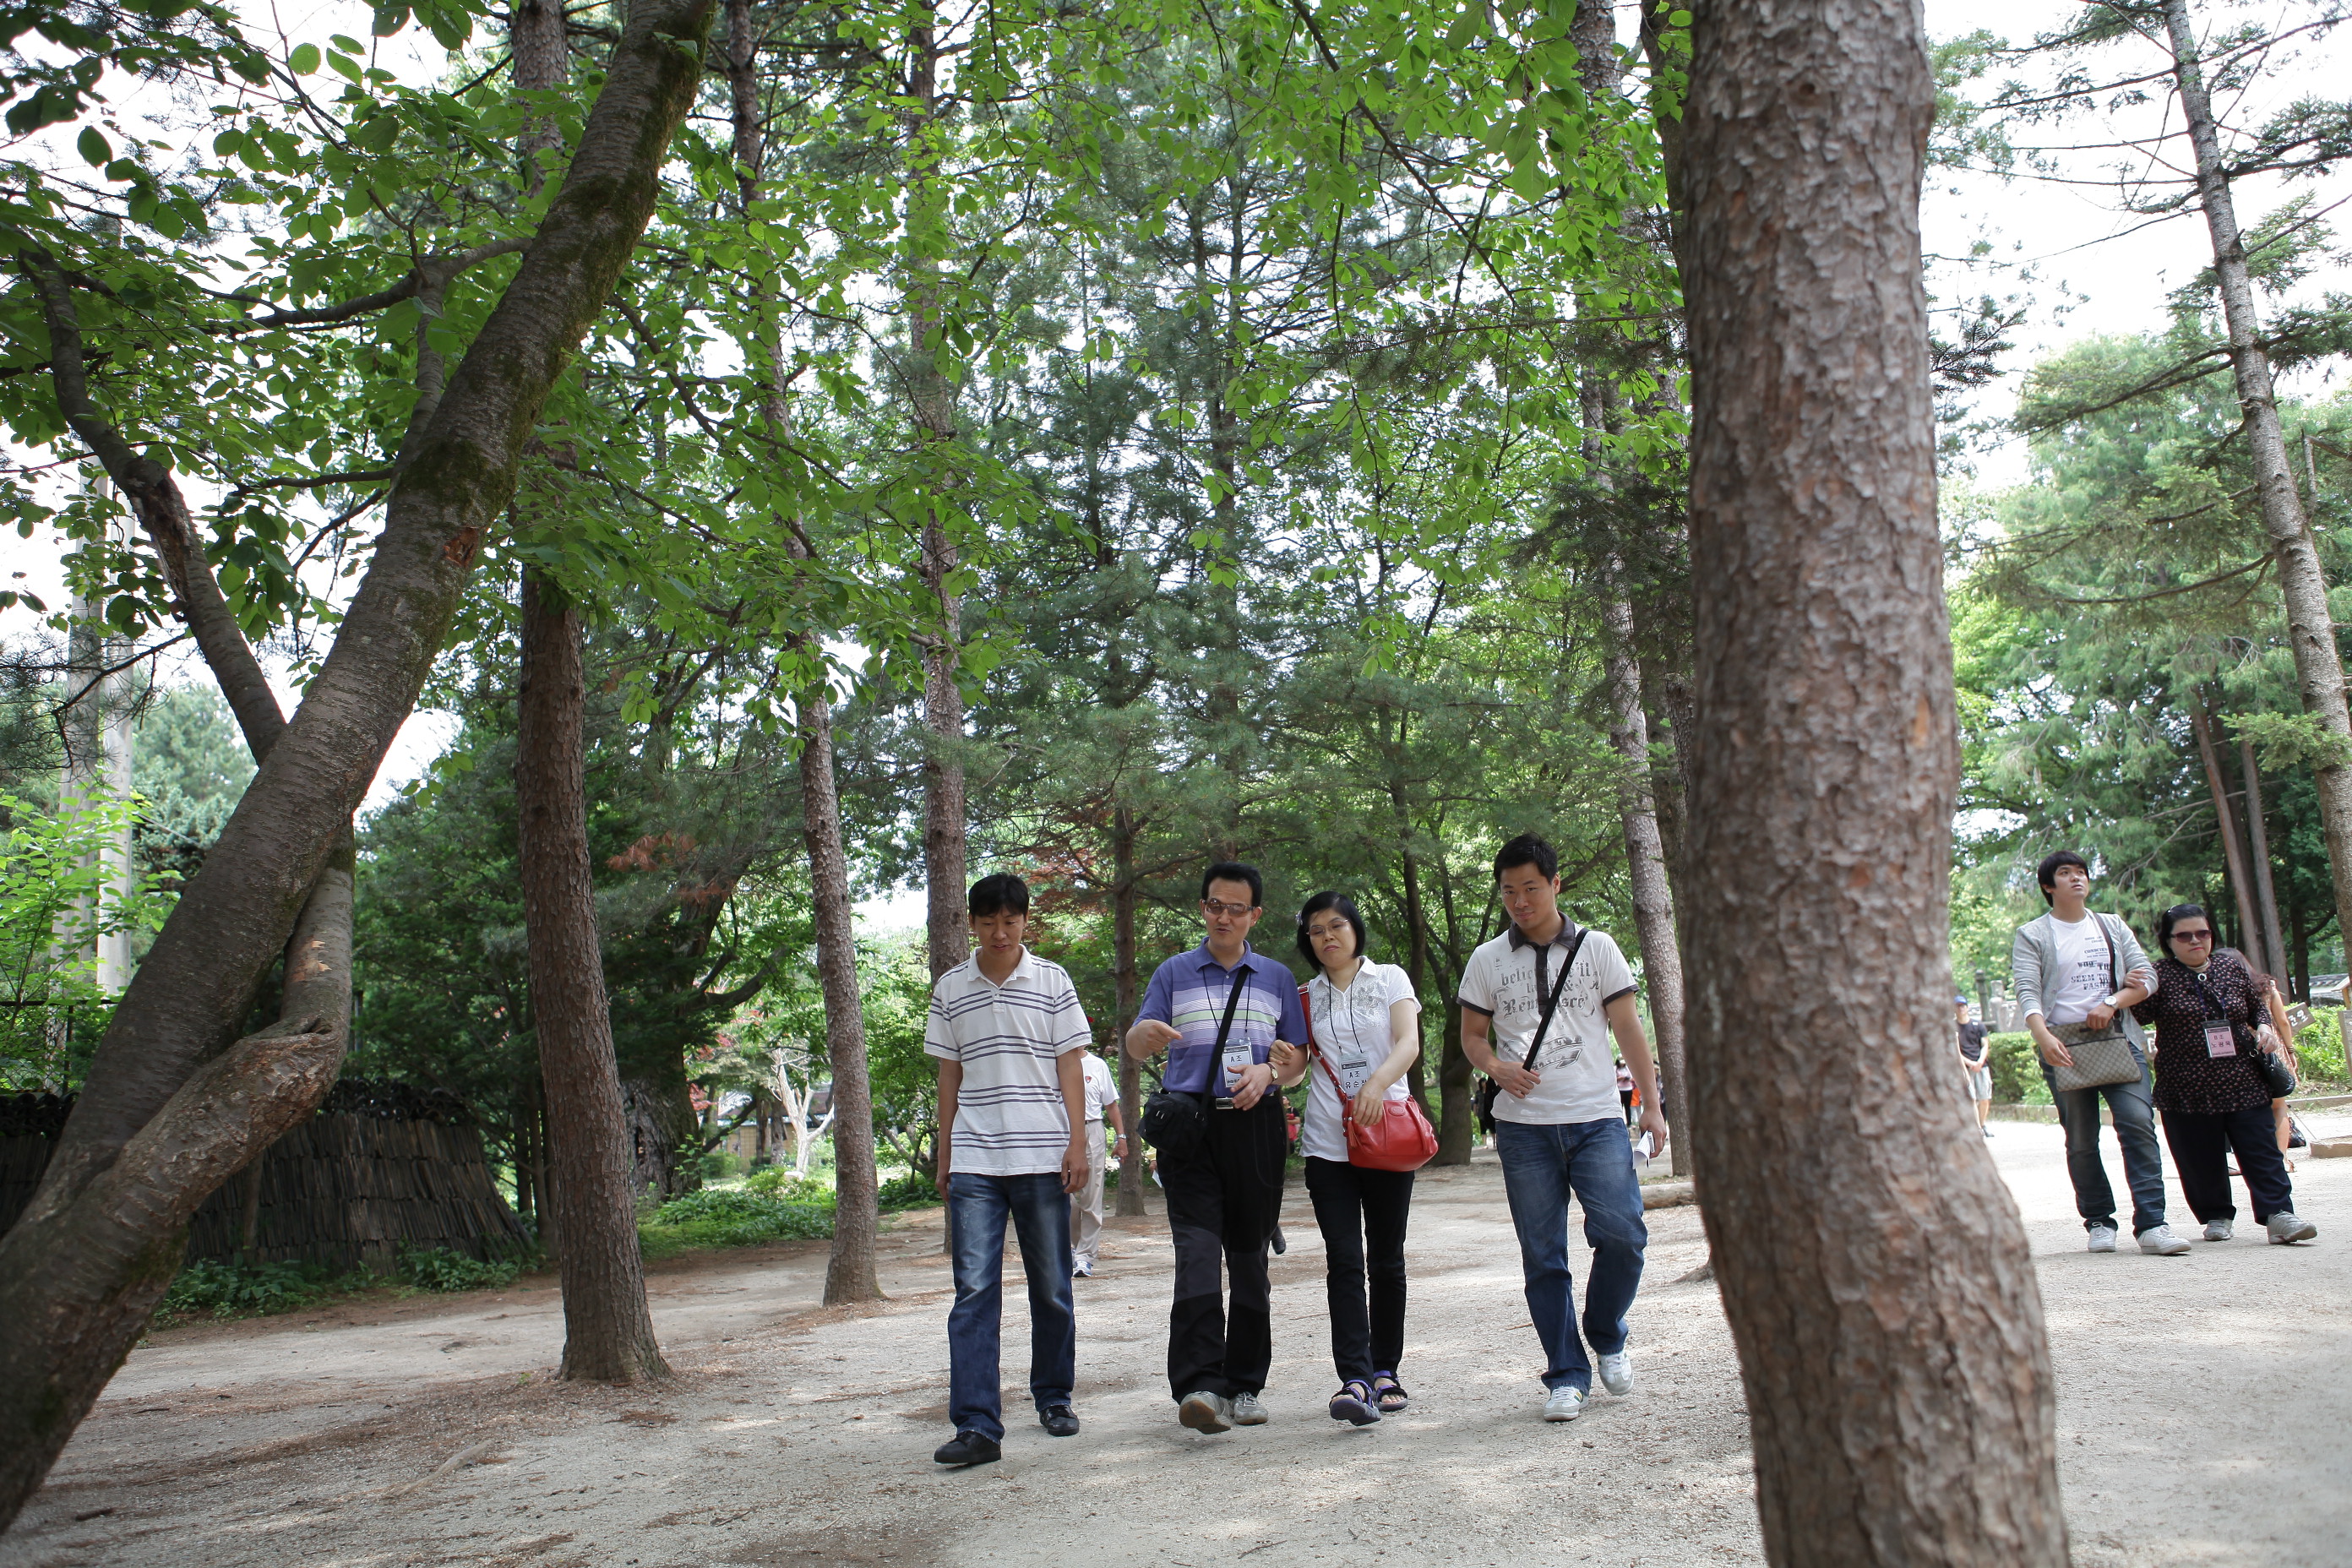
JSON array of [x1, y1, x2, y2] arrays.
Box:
[[76, 126, 108, 166], [289, 42, 320, 74]]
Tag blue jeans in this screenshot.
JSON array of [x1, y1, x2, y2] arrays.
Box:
[[2043, 1053, 2168, 1236], [946, 1172, 1075, 1442], [1493, 1117, 1648, 1393]]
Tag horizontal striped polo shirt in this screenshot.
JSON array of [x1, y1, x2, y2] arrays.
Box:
[[1135, 941, 1309, 1095], [926, 947, 1092, 1177]]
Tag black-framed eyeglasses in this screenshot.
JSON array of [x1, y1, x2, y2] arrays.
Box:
[[2171, 929, 2213, 945], [1201, 899, 1258, 918]]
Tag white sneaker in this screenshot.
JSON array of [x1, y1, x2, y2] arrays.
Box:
[[2267, 1212, 2318, 1244], [2086, 1224, 2119, 1253], [2202, 1218, 2234, 1242], [2137, 1224, 2191, 1256], [1178, 1391, 1231, 1434], [1071, 1261, 1092, 1278], [1228, 1391, 1268, 1425], [1541, 1386, 1587, 1422], [1596, 1351, 1633, 1396]]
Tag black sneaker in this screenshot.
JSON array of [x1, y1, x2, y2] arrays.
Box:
[[1040, 1404, 1081, 1437], [1270, 1224, 1287, 1255], [933, 1431, 1002, 1467]]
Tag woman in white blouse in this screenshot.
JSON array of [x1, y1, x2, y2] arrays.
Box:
[[1270, 891, 1423, 1425]]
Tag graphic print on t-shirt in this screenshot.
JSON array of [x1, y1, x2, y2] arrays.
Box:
[[1456, 927, 1637, 1127], [2045, 914, 2113, 1026]]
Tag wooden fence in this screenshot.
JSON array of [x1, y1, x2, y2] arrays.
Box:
[[1, 1081, 531, 1270]]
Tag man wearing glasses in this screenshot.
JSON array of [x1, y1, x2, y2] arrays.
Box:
[[1125, 861, 1308, 1435], [2012, 851, 2190, 1256]]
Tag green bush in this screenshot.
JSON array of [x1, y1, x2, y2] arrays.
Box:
[[698, 1149, 745, 1182], [159, 1258, 334, 1320], [643, 1187, 833, 1251], [743, 1166, 834, 1206], [1986, 1032, 2050, 1104], [2294, 1009, 2347, 1085], [877, 1169, 941, 1210], [398, 1247, 521, 1293]]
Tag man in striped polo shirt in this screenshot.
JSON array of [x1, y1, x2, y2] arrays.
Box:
[[1125, 860, 1309, 1434], [927, 874, 1092, 1469]]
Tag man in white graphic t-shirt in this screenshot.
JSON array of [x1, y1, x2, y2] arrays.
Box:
[[1457, 834, 1668, 1424], [2011, 850, 2187, 1256]]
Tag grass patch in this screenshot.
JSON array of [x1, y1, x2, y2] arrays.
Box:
[[158, 1258, 350, 1320], [640, 1188, 833, 1257], [398, 1246, 522, 1293]]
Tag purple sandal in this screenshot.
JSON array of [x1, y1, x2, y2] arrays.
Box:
[[1372, 1371, 1409, 1413], [1329, 1380, 1380, 1426]]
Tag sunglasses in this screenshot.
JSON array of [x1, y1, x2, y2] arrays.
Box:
[[1201, 899, 1259, 918], [2170, 929, 2213, 945]]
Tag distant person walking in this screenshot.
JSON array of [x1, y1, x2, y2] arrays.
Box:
[[1956, 995, 1993, 1138], [1615, 1058, 1636, 1125], [1268, 890, 1424, 1426], [1459, 834, 1667, 1423], [1070, 1043, 1127, 1277], [2132, 906, 2318, 1245], [1125, 861, 1309, 1435], [2012, 851, 2189, 1255], [926, 874, 1092, 1469]]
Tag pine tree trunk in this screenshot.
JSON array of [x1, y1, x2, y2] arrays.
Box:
[[1603, 595, 1690, 1178], [518, 569, 669, 1384], [1682, 3, 2067, 1561], [2238, 732, 2289, 982], [802, 688, 882, 1304], [2193, 700, 2263, 964], [1111, 806, 1146, 1217], [1434, 962, 1472, 1165], [2162, 0, 2352, 956]]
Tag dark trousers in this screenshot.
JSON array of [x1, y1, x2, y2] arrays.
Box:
[[2161, 1106, 2295, 1226], [945, 1172, 1075, 1443], [2044, 1057, 2169, 1236], [1303, 1157, 1413, 1386], [1161, 1094, 1286, 1401]]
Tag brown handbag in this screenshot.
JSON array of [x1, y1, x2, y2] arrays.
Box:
[[1300, 983, 1438, 1172]]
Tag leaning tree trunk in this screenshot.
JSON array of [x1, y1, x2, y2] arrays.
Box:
[[801, 684, 883, 1304], [0, 0, 712, 1524], [518, 569, 670, 1383], [1681, 3, 2068, 1564], [2163, 0, 2352, 953]]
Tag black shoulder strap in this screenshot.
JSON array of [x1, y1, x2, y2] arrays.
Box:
[[1521, 927, 1589, 1069], [2094, 913, 2120, 991], [1211, 966, 1250, 1054]]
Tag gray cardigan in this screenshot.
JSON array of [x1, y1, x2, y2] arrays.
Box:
[[2011, 911, 2153, 1048]]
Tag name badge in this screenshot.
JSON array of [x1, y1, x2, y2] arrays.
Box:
[[1222, 1034, 1254, 1096], [1337, 1042, 1373, 1095], [2204, 1022, 2237, 1058]]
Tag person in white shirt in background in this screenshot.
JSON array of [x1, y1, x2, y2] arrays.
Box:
[[1458, 834, 1668, 1424], [1070, 1044, 1128, 1278], [2010, 849, 2187, 1256], [1268, 890, 1422, 1426], [926, 874, 1092, 1469]]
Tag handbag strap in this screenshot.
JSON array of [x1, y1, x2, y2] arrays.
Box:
[[1520, 927, 1589, 1069]]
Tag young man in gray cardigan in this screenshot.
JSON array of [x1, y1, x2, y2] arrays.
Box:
[[2010, 851, 2190, 1255]]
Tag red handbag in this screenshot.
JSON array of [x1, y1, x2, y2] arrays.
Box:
[[1300, 983, 1438, 1172]]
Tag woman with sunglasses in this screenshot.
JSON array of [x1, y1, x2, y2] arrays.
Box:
[[2131, 905, 2317, 1244], [1269, 890, 1423, 1425]]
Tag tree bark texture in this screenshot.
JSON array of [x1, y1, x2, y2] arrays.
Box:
[[2192, 700, 2262, 969], [2237, 733, 2289, 983], [0, 0, 711, 1523], [518, 569, 670, 1384], [2161, 0, 2352, 956], [801, 689, 883, 1304], [1682, 3, 2068, 1563]]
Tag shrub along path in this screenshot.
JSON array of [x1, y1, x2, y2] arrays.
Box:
[[2, 1124, 2346, 1567]]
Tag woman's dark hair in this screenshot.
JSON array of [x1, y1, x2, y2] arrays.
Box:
[[2035, 850, 2090, 904], [1200, 860, 1263, 907], [2153, 902, 2209, 955], [1494, 833, 1558, 882], [1296, 890, 1367, 970], [968, 873, 1031, 919]]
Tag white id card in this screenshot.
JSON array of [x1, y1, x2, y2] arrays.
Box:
[[2204, 1021, 2237, 1058], [1222, 1035, 1254, 1097], [1337, 1041, 1373, 1095]]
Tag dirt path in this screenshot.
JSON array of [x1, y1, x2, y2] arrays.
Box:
[[3, 1119, 2346, 1568]]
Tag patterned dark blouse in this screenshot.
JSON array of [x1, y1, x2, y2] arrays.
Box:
[[2128, 950, 2274, 1114]]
